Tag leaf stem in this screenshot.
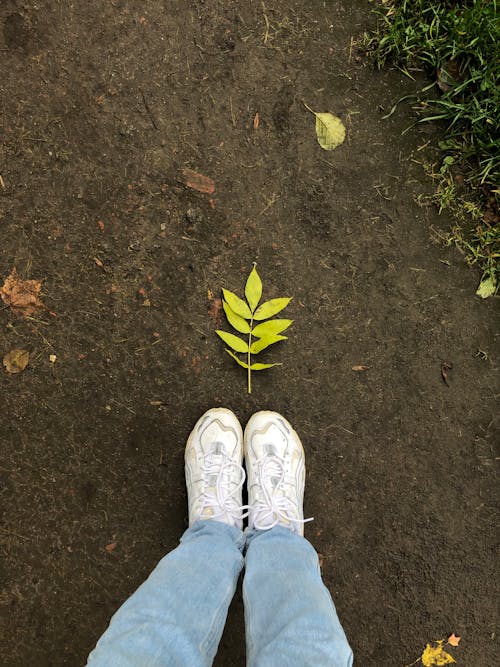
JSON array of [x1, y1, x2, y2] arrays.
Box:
[[302, 100, 317, 115], [248, 315, 253, 393]]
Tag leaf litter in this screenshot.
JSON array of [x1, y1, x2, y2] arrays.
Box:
[[3, 349, 30, 374], [405, 635, 461, 667], [182, 168, 215, 195], [0, 268, 45, 317]]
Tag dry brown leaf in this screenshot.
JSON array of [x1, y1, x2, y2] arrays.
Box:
[[253, 112, 259, 129], [0, 268, 44, 317], [105, 542, 117, 553], [447, 634, 461, 647], [352, 365, 370, 372], [208, 296, 223, 326], [3, 349, 30, 374], [182, 168, 215, 195], [441, 360, 452, 386]]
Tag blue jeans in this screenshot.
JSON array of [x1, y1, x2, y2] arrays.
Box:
[[87, 521, 353, 666]]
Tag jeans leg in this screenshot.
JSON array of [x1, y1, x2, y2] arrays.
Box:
[[243, 526, 353, 667], [87, 520, 245, 667]]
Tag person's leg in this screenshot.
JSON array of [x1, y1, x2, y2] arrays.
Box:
[[243, 411, 353, 667], [87, 408, 247, 667]]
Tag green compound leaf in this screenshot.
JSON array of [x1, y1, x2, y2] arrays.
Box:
[[251, 361, 282, 370], [222, 288, 252, 319], [225, 348, 249, 368], [252, 319, 293, 338], [216, 265, 293, 393], [222, 300, 251, 334], [250, 335, 287, 354], [245, 264, 262, 312], [254, 297, 292, 320], [216, 330, 249, 353]]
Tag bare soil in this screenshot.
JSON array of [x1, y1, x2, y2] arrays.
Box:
[[1, 1, 498, 665]]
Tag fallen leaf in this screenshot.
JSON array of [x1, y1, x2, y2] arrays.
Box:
[[97, 220, 105, 232], [436, 59, 464, 93], [317, 552, 324, 569], [476, 276, 496, 299], [253, 112, 259, 129], [182, 168, 215, 195], [150, 400, 168, 406], [105, 542, 117, 552], [208, 296, 223, 326], [3, 349, 30, 374], [0, 268, 44, 317], [304, 103, 346, 152], [49, 354, 57, 364], [352, 365, 370, 372], [94, 257, 105, 270], [447, 634, 461, 647], [441, 361, 452, 386], [421, 641, 455, 666], [314, 112, 345, 150]]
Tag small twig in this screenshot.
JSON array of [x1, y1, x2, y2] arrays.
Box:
[[262, 2, 271, 44], [110, 398, 136, 415], [193, 37, 227, 56], [257, 193, 279, 217], [322, 423, 355, 436], [139, 88, 158, 129], [0, 527, 28, 541], [229, 96, 236, 127]]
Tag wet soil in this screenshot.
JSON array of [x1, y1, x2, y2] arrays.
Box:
[[1, 1, 498, 665]]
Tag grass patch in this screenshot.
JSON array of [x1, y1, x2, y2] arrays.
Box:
[[365, 0, 499, 295]]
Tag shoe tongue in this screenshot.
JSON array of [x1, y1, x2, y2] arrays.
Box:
[[213, 441, 225, 455], [263, 445, 282, 488]]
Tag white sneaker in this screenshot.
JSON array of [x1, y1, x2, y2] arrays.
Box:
[[244, 411, 313, 536], [185, 408, 247, 529]]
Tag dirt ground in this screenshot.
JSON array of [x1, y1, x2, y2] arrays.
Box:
[[1, 1, 498, 665]]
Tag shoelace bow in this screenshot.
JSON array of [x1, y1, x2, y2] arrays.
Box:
[[197, 450, 248, 525], [251, 454, 313, 533]]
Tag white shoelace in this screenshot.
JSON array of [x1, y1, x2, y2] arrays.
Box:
[[251, 454, 313, 533], [195, 451, 248, 525]]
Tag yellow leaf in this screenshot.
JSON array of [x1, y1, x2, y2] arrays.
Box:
[[245, 264, 262, 312], [222, 288, 252, 319], [476, 276, 496, 298], [314, 112, 346, 151], [421, 642, 455, 666]]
